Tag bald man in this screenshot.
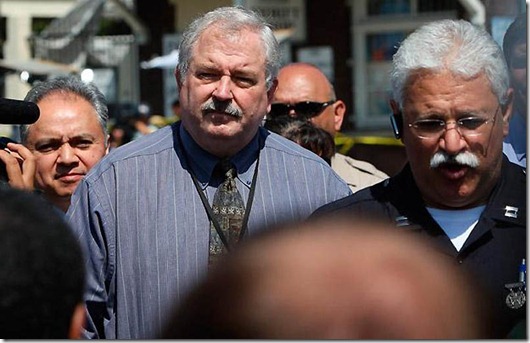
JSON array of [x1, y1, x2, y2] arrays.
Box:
[[163, 217, 487, 339], [271, 63, 388, 192]]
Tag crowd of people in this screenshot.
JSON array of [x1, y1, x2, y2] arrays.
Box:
[[0, 5, 526, 339]]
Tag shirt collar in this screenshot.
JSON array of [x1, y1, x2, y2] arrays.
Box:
[[178, 124, 262, 188]]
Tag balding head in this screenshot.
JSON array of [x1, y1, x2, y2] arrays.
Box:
[[273, 63, 346, 136], [164, 217, 487, 339]]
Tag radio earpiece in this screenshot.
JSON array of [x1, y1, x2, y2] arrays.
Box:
[[390, 111, 403, 139]]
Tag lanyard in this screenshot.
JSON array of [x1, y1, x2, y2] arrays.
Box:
[[177, 131, 261, 251]]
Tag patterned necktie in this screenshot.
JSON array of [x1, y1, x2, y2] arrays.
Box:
[[209, 159, 245, 265]]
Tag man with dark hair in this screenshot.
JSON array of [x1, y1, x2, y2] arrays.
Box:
[[20, 75, 109, 212], [502, 13, 527, 167], [0, 188, 85, 338]]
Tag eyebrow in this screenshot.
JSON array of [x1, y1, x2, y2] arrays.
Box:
[[195, 61, 260, 76], [34, 133, 98, 144]]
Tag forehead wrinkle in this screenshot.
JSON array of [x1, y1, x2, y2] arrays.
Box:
[[194, 26, 265, 69]]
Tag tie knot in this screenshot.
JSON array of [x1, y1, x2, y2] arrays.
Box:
[[214, 159, 236, 181]]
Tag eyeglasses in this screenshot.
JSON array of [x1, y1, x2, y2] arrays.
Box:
[[269, 101, 335, 119], [408, 106, 499, 140]]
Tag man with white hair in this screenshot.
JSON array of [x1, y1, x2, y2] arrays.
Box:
[[67, 6, 350, 339], [314, 19, 526, 339]]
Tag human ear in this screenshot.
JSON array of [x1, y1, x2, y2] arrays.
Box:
[[333, 100, 346, 132]]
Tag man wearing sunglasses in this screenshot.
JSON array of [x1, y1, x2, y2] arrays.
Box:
[[271, 62, 388, 192], [313, 20, 526, 339]]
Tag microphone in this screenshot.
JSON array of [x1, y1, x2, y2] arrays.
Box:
[[0, 98, 40, 124]]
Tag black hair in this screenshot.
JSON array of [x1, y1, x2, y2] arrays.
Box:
[[503, 13, 527, 66], [0, 188, 85, 338], [264, 115, 335, 165]]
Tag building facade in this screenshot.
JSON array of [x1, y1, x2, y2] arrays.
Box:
[[0, 0, 525, 138]]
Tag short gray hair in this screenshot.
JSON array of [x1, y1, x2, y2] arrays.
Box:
[[391, 19, 510, 109], [177, 6, 280, 90], [20, 75, 109, 144]]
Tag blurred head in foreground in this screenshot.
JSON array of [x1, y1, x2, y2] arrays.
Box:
[[0, 188, 85, 338], [163, 217, 487, 339]]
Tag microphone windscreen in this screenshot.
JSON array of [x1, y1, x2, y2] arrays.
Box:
[[0, 98, 40, 124]]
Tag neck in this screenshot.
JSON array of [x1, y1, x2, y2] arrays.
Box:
[[182, 123, 259, 159]]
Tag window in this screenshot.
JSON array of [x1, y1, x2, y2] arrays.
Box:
[[349, 0, 458, 130]]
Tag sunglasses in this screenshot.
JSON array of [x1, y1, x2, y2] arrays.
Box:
[[269, 101, 335, 119]]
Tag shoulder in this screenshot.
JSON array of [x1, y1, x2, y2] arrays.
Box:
[[85, 125, 176, 183], [260, 128, 350, 192], [332, 153, 388, 178], [108, 125, 175, 159], [502, 157, 526, 184], [499, 159, 526, 207], [331, 153, 388, 192], [261, 128, 331, 166], [312, 180, 390, 217]]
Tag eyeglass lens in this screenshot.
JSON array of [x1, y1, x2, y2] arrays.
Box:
[[410, 104, 500, 139], [412, 117, 491, 138], [269, 101, 332, 118]]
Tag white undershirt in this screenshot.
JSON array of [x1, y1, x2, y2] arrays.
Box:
[[426, 205, 486, 252]]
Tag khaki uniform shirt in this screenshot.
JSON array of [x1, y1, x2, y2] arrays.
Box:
[[331, 152, 388, 193]]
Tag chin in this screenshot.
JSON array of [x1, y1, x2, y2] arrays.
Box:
[[438, 190, 478, 208], [56, 187, 77, 197], [208, 123, 242, 137]]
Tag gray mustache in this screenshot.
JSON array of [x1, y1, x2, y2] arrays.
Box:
[[430, 151, 480, 169], [201, 100, 242, 118]]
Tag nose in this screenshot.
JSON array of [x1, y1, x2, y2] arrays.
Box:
[[212, 75, 233, 101], [57, 144, 79, 165], [439, 121, 466, 154]]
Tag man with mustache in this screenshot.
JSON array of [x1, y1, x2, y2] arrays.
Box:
[[66, 6, 351, 339], [313, 19, 526, 339], [20, 76, 109, 212]]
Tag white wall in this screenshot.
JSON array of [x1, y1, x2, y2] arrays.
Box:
[[0, 0, 75, 99]]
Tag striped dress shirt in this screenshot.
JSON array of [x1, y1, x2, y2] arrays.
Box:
[[66, 122, 351, 339]]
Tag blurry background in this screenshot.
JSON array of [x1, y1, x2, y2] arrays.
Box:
[[0, 0, 525, 175]]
